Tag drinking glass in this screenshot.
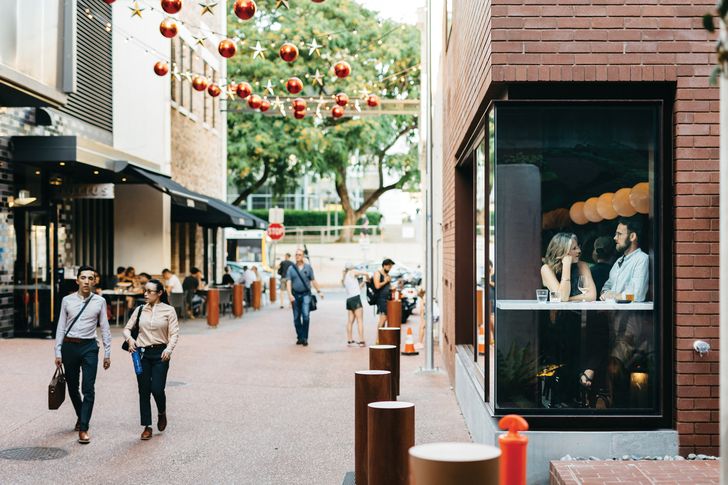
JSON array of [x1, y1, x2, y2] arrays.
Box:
[[536, 289, 549, 303], [577, 275, 588, 295], [549, 290, 561, 303]]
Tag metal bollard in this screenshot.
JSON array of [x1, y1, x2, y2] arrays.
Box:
[[409, 442, 501, 485], [377, 327, 401, 396], [367, 401, 415, 485], [386, 299, 402, 328], [232, 284, 244, 317], [498, 415, 528, 485], [355, 370, 393, 485], [369, 344, 397, 399], [206, 288, 219, 327]]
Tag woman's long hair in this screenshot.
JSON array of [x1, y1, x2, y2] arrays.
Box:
[[544, 232, 577, 276], [148, 279, 169, 304]]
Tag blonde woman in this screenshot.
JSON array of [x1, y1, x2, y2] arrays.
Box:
[[540, 233, 596, 302], [342, 263, 369, 347]]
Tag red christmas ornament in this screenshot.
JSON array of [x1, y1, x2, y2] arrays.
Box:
[[286, 77, 303, 94], [233, 0, 257, 20], [207, 84, 222, 97], [248, 94, 263, 110], [331, 106, 344, 118], [333, 61, 351, 79], [161, 0, 182, 14], [159, 18, 178, 38], [294, 110, 306, 119], [279, 43, 299, 63], [311, 0, 325, 2], [259, 100, 271, 112], [218, 39, 237, 58], [103, 0, 116, 3], [292, 98, 307, 112], [192, 76, 209, 91], [335, 93, 349, 107], [236, 82, 252, 99], [153, 61, 169, 76], [366, 94, 380, 107]]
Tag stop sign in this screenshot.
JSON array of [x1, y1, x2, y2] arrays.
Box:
[[267, 223, 285, 241]]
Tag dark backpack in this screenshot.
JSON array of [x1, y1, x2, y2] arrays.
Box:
[[366, 272, 382, 305]]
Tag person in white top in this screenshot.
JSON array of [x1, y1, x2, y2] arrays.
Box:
[[242, 266, 257, 306], [162, 268, 183, 294], [342, 263, 370, 347]]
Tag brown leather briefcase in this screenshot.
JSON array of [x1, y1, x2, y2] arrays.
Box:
[[48, 367, 66, 410]]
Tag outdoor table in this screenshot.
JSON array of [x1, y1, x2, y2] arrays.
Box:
[[100, 290, 140, 326]]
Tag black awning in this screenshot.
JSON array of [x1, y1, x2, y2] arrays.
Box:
[[204, 197, 268, 229], [123, 166, 208, 211]]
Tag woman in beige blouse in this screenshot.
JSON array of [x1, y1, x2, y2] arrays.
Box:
[[124, 279, 179, 440]]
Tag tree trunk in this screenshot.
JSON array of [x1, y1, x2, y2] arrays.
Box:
[[335, 165, 358, 242], [231, 159, 271, 207]]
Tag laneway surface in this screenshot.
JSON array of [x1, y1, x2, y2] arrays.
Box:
[[0, 292, 469, 484]]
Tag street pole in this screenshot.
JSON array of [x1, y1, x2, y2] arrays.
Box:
[[423, 0, 436, 371], [720, 17, 728, 484]]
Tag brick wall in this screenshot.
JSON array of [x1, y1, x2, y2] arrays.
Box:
[[442, 1, 718, 454]]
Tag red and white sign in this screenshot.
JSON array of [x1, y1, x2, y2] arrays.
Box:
[[267, 223, 285, 241]]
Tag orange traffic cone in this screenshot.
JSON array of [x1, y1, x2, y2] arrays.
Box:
[[477, 326, 485, 355], [401, 327, 419, 355]]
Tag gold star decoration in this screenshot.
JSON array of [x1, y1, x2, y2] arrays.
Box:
[[192, 35, 207, 47], [225, 85, 236, 100], [354, 100, 362, 113], [272, 97, 284, 111], [275, 0, 289, 9], [199, 1, 218, 15], [359, 87, 370, 99], [311, 70, 324, 86], [264, 80, 275, 96], [251, 41, 267, 60], [129, 1, 145, 18], [172, 65, 181, 81], [307, 39, 322, 57], [182, 71, 193, 83]]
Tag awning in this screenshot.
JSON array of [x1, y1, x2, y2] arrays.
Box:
[[123, 166, 208, 211], [205, 197, 268, 229]]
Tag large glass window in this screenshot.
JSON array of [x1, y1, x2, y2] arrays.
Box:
[[489, 101, 662, 418]]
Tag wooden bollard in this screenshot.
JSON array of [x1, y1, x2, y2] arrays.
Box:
[[269, 276, 277, 302], [409, 442, 501, 485], [378, 327, 401, 396], [369, 344, 397, 399], [232, 284, 244, 317], [476, 287, 484, 327], [387, 299, 402, 328], [206, 288, 219, 327], [252, 280, 262, 310], [355, 370, 393, 485], [368, 401, 415, 485]]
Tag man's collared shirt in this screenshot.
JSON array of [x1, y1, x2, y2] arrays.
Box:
[[166, 274, 183, 293], [54, 293, 112, 358], [602, 247, 650, 302], [287, 263, 315, 294]]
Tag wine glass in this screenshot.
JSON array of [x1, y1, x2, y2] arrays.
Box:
[[577, 275, 588, 295]]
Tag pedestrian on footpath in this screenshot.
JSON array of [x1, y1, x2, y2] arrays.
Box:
[[373, 258, 395, 328], [124, 279, 179, 441], [342, 263, 368, 347], [54, 265, 112, 444], [277, 253, 293, 309], [286, 249, 323, 346]]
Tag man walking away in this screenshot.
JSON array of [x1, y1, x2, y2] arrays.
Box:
[[277, 253, 293, 309], [373, 258, 395, 328], [54, 265, 112, 444], [286, 249, 323, 346], [242, 265, 257, 307]]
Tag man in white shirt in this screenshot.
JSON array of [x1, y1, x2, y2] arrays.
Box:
[[54, 265, 112, 444], [162, 268, 183, 294], [242, 266, 257, 307], [600, 220, 649, 302]]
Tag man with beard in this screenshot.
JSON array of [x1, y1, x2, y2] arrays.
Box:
[[600, 218, 649, 302], [373, 258, 395, 328]]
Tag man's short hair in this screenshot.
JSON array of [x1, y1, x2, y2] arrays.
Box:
[[285, 253, 291, 257], [618, 217, 643, 245], [382, 258, 395, 266], [78, 265, 96, 276], [139, 272, 152, 280], [116, 266, 126, 274], [190, 267, 200, 274], [162, 268, 171, 274]]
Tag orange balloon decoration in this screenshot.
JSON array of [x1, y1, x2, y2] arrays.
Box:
[[612, 188, 637, 217], [629, 182, 650, 214], [596, 193, 618, 220], [569, 202, 588, 225], [583, 197, 603, 223]]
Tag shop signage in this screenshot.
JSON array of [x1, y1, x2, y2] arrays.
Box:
[[62, 184, 114, 199], [267, 223, 285, 241]]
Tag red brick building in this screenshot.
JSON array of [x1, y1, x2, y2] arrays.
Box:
[[438, 1, 718, 481]]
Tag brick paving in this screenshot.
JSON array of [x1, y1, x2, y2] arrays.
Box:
[[0, 292, 469, 484], [550, 460, 719, 485]]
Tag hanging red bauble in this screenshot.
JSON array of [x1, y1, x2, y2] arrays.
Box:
[[311, 0, 325, 2], [192, 76, 209, 91], [294, 110, 306, 119], [233, 0, 257, 20], [207, 84, 222, 97], [279, 43, 299, 63], [366, 94, 380, 107], [286, 77, 303, 94], [335, 93, 349, 107], [161, 0, 182, 14], [259, 100, 271, 112], [333, 61, 351, 79], [236, 82, 252, 99], [218, 39, 237, 58], [159, 18, 178, 38], [103, 0, 116, 3], [248, 94, 263, 110], [153, 61, 169, 76], [331, 106, 344, 118], [292, 98, 307, 111]]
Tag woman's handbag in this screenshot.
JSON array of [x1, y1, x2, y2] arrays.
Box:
[[48, 367, 66, 410], [121, 305, 144, 351]]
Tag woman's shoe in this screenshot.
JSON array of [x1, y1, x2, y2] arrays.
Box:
[[347, 340, 355, 347], [358, 341, 366, 348], [141, 426, 153, 440]]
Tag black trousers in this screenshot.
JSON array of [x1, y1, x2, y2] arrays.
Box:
[[136, 347, 170, 426], [61, 340, 99, 432]]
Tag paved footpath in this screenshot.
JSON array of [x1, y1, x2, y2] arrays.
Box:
[[0, 291, 469, 485]]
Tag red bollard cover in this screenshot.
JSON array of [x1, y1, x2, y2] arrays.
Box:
[[498, 414, 528, 485]]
